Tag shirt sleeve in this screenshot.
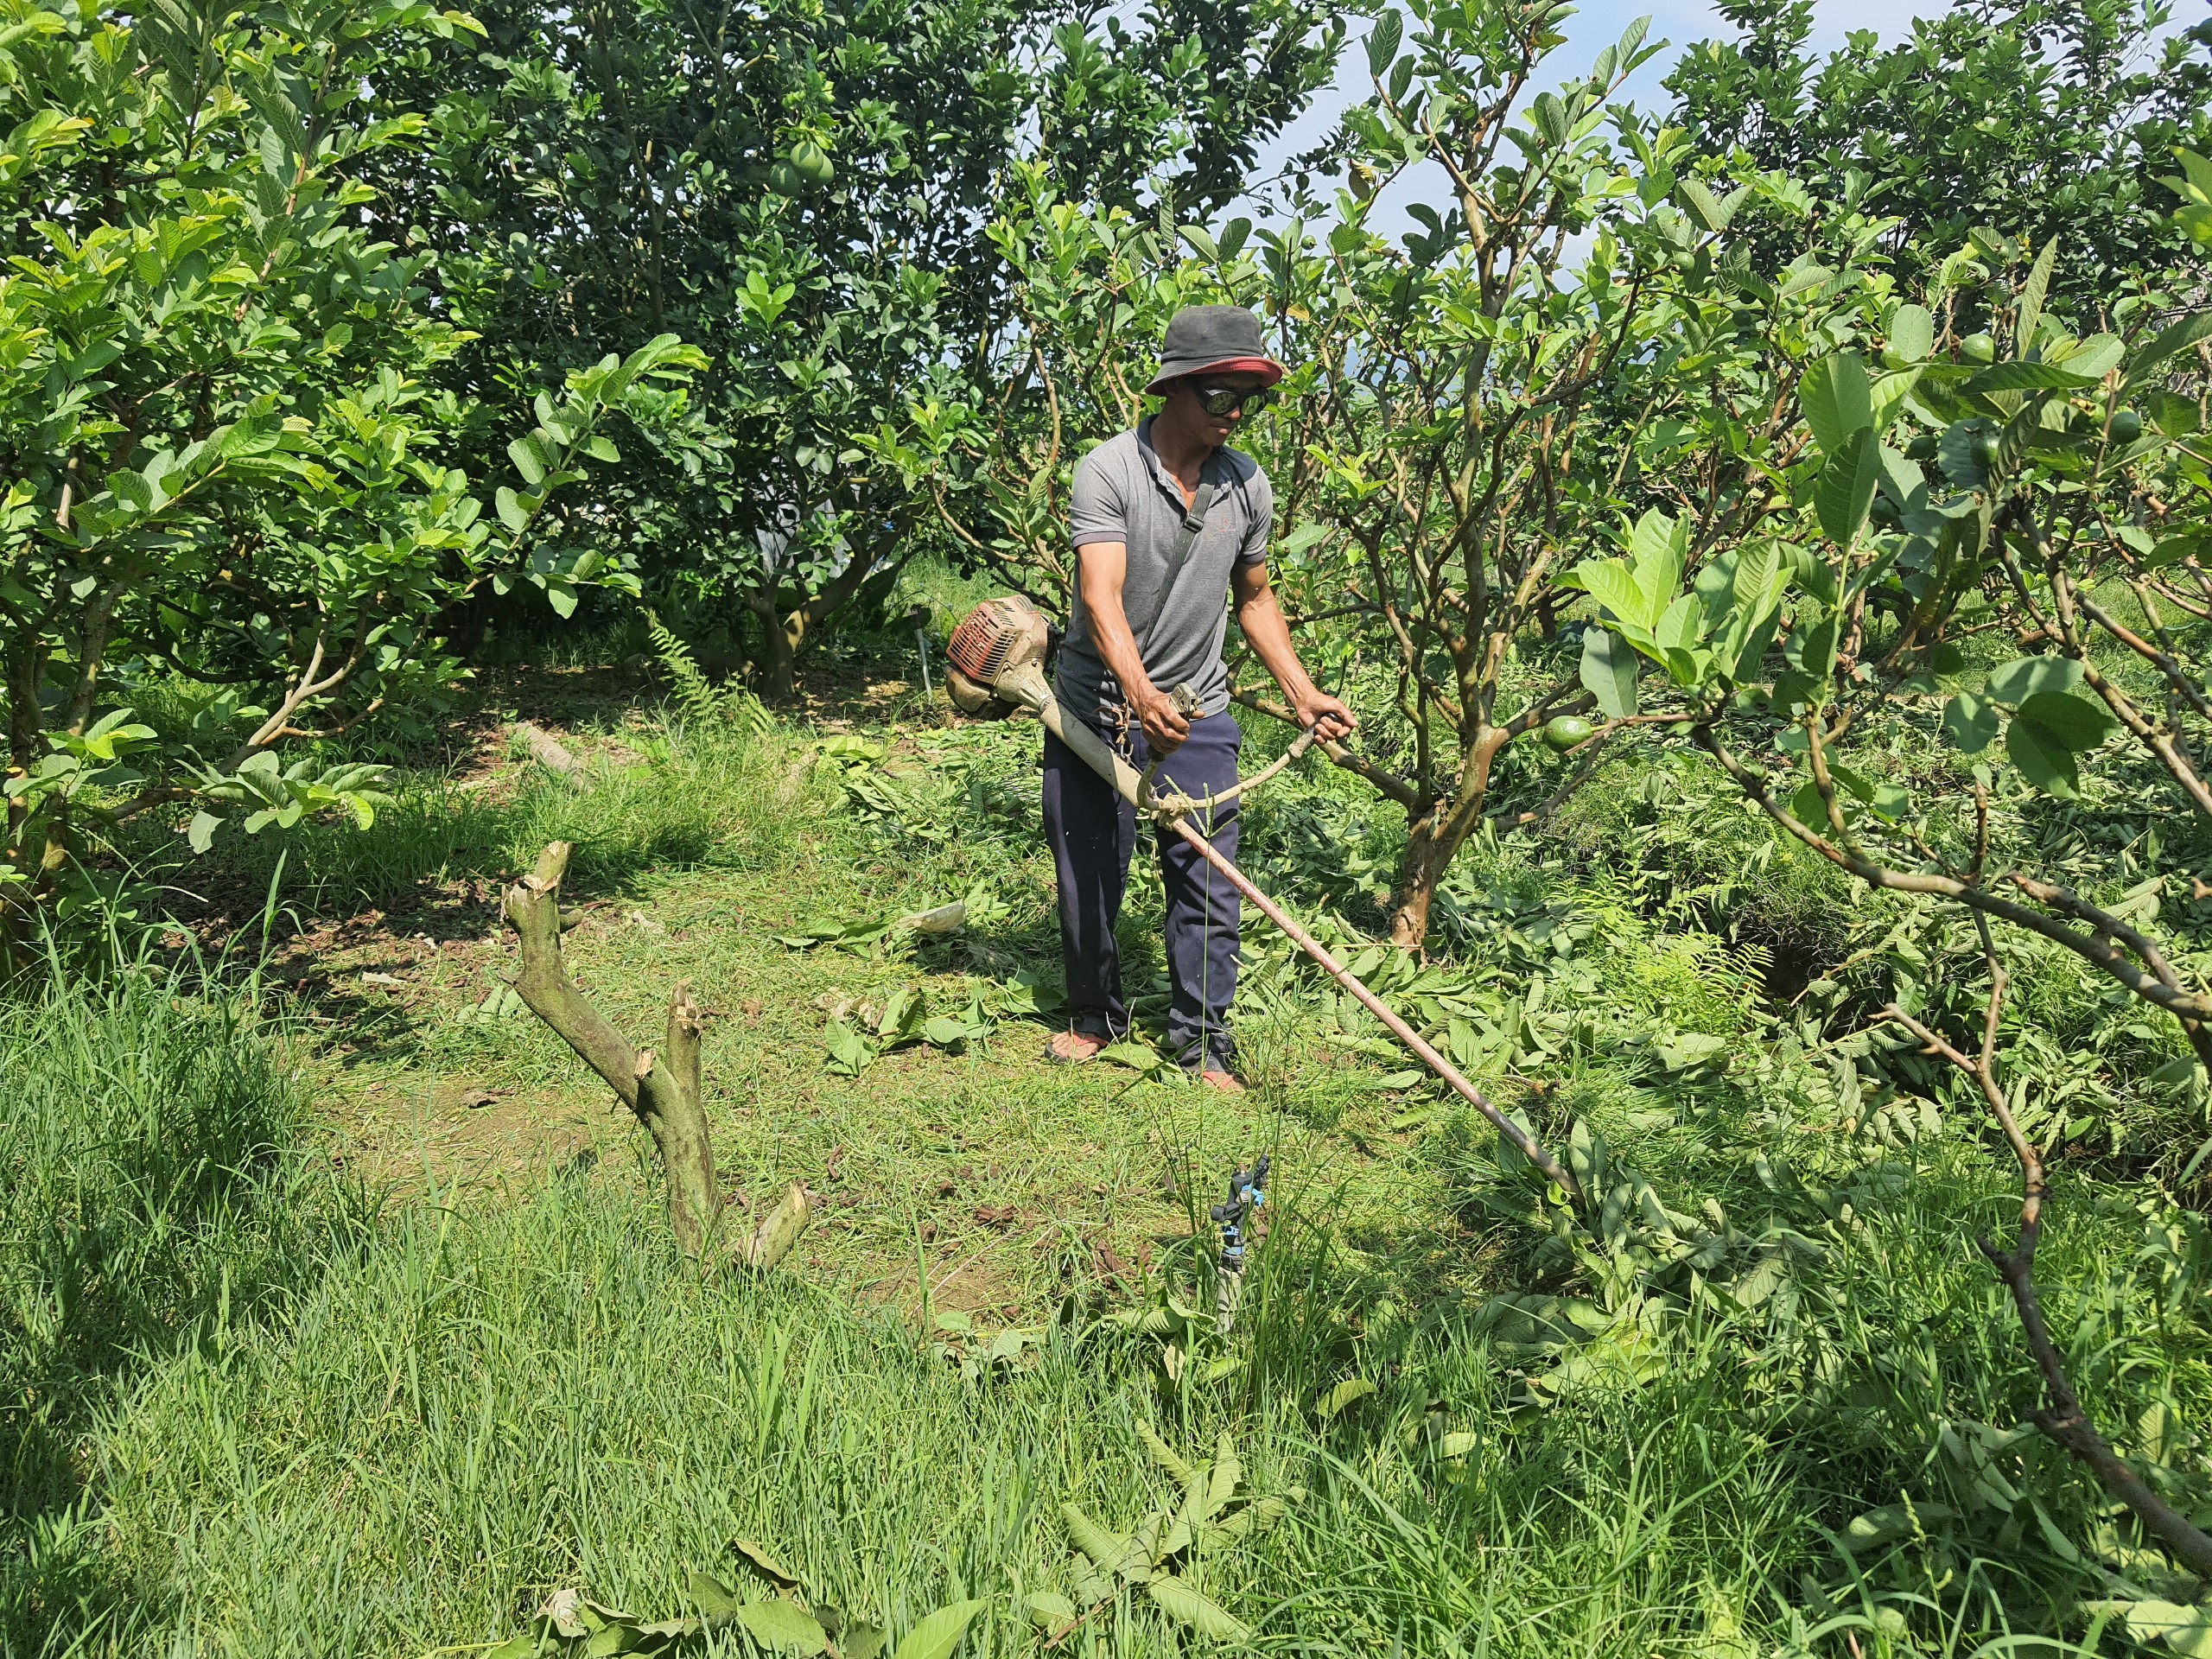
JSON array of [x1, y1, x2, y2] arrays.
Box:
[[1236, 467, 1274, 566], [1068, 446, 1127, 550]]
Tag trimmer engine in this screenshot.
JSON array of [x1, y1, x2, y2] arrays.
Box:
[[944, 594, 1052, 718]]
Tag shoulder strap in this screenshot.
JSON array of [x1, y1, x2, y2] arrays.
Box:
[[1125, 477, 1215, 650]]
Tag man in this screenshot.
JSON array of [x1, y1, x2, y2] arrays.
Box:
[[1043, 305, 1356, 1091]]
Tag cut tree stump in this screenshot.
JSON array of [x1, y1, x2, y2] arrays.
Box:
[[501, 841, 810, 1267]]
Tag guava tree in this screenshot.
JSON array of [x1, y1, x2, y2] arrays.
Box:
[[0, 0, 694, 949], [1570, 214, 2212, 1571], [1573, 220, 2212, 1067], [899, 171, 1273, 618], [1667, 0, 2212, 312], [372, 0, 1338, 694]]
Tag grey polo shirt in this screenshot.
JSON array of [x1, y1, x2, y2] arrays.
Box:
[[1059, 416, 1273, 719]]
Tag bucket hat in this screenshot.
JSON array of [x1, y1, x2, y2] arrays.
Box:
[[1142, 305, 1287, 395]]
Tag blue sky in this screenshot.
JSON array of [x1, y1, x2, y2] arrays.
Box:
[[1239, 0, 1936, 232]]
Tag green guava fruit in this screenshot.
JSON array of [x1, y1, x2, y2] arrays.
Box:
[[1543, 714, 1595, 751]]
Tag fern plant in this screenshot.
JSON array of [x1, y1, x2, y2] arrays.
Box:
[[646, 610, 772, 734]]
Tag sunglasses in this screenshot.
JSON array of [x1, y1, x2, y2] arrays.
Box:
[[1187, 382, 1281, 417]]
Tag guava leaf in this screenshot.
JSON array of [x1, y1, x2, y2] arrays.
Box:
[[875, 986, 927, 1046], [732, 1540, 804, 1591], [1145, 1577, 1250, 1643], [1580, 626, 1640, 718], [2016, 689, 2117, 753], [1575, 557, 1656, 633], [2127, 310, 2212, 383], [1653, 591, 1705, 652], [1784, 612, 1840, 691], [1964, 360, 2098, 393], [2017, 235, 2056, 349], [1827, 762, 1875, 803], [1626, 510, 1687, 620], [1986, 655, 2084, 704], [1816, 428, 1881, 545], [823, 1019, 875, 1075], [737, 1599, 828, 1655], [1365, 7, 1401, 73], [1885, 303, 1934, 366], [2100, 1598, 2212, 1656], [1096, 1039, 1164, 1072], [1938, 422, 1998, 487], [1789, 761, 1872, 829], [1318, 1376, 1377, 1418], [892, 1599, 988, 1659], [688, 1572, 745, 1617], [1024, 1592, 1077, 1630], [921, 1015, 970, 1048], [1061, 1503, 1128, 1571], [1875, 443, 1924, 511], [1801, 353, 1872, 456], [1678, 177, 1746, 232], [2006, 714, 2082, 798], [1135, 1421, 1201, 1483], [1942, 691, 1999, 753]]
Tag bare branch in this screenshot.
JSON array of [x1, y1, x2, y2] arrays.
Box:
[[1884, 947, 2212, 1580]]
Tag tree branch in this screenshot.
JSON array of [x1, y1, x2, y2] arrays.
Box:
[[1885, 944, 2212, 1580], [1230, 687, 1419, 807]]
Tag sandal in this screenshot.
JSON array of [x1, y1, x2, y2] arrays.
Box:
[[1196, 1067, 1247, 1095], [1045, 1029, 1109, 1065]]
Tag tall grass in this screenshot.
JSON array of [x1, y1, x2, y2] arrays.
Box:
[[163, 722, 805, 917], [8, 680, 2209, 1656], [41, 1151, 2179, 1657], [0, 965, 352, 1649]]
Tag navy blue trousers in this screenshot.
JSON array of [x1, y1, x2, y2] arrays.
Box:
[[1042, 709, 1243, 1071]]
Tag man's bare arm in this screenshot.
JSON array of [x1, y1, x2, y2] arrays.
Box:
[[1232, 562, 1356, 740], [1077, 542, 1191, 753]]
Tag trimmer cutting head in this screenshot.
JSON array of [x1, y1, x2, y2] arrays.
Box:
[[945, 594, 1051, 717]]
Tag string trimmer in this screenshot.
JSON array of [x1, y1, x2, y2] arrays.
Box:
[[944, 594, 1582, 1206]]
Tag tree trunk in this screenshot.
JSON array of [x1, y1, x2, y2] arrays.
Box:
[[753, 596, 796, 700], [503, 842, 809, 1265], [1389, 730, 1507, 949], [1389, 806, 1454, 949], [640, 986, 721, 1256], [745, 526, 908, 702]]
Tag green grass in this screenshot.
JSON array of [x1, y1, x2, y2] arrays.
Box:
[[16, 1080, 2201, 1656], [9, 653, 2212, 1656], [0, 960, 359, 1646]]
